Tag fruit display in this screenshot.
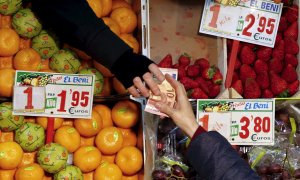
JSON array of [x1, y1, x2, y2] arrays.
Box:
[[158, 54, 224, 99], [228, 4, 299, 98]]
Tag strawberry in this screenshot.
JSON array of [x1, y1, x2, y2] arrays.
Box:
[[256, 72, 269, 89], [269, 58, 283, 73], [239, 64, 256, 82], [231, 80, 243, 95], [232, 71, 239, 84], [272, 40, 285, 61], [172, 63, 180, 69], [257, 47, 272, 62], [284, 21, 298, 41], [202, 67, 215, 80], [178, 66, 187, 79], [178, 53, 191, 67], [244, 78, 261, 99], [284, 38, 299, 55], [158, 54, 172, 68], [241, 42, 256, 49], [187, 65, 200, 78], [270, 72, 287, 95], [281, 64, 298, 83], [262, 89, 274, 98], [254, 59, 268, 73], [285, 54, 298, 67], [194, 58, 210, 71], [278, 17, 288, 32], [212, 71, 223, 85], [189, 87, 208, 99], [275, 33, 282, 47], [285, 5, 298, 23], [234, 59, 241, 70], [287, 80, 299, 96], [208, 84, 221, 98], [194, 77, 209, 94], [180, 77, 198, 90], [240, 46, 256, 65]]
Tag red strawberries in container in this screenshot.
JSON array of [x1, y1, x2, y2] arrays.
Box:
[[227, 5, 299, 98], [157, 53, 223, 99]]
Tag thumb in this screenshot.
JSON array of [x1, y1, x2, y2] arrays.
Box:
[[154, 102, 174, 118]]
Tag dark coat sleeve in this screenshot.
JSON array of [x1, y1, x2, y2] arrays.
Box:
[[186, 131, 260, 180]]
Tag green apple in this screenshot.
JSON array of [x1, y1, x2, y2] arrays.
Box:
[[32, 30, 59, 59], [0, 102, 24, 132], [0, 0, 22, 15], [54, 165, 83, 180], [78, 68, 104, 95], [12, 8, 42, 38], [50, 49, 81, 74], [37, 143, 68, 173], [15, 122, 45, 152]]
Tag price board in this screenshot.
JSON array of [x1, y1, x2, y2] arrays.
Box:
[[199, 0, 283, 47], [197, 99, 275, 145], [13, 71, 94, 118]]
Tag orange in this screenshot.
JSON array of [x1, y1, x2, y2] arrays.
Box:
[[0, 56, 13, 69], [62, 119, 74, 126], [93, 60, 114, 77], [119, 33, 139, 53], [24, 117, 36, 123], [80, 136, 95, 147], [112, 77, 127, 94], [40, 59, 50, 70], [112, 100, 139, 128], [74, 146, 102, 173], [119, 128, 137, 147], [0, 169, 16, 180], [93, 104, 113, 128], [0, 142, 24, 169], [87, 0, 103, 18], [100, 0, 112, 16], [54, 125, 81, 153], [18, 151, 37, 167], [19, 38, 31, 50], [0, 131, 14, 142], [0, 68, 15, 97], [15, 163, 44, 180], [101, 154, 115, 163], [94, 162, 122, 180], [99, 77, 112, 96], [115, 146, 143, 175], [102, 17, 121, 36], [74, 110, 103, 137], [0, 28, 19, 56], [36, 117, 64, 130], [0, 15, 12, 28], [110, 7, 137, 34], [122, 174, 139, 180], [111, 0, 132, 10], [83, 171, 93, 180], [95, 127, 123, 155], [14, 48, 42, 71]]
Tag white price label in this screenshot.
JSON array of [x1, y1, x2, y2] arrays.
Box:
[[199, 0, 283, 47], [197, 99, 275, 145], [13, 71, 95, 118]]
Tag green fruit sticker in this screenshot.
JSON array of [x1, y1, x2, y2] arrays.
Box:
[[32, 30, 59, 59], [114, 131, 119, 142], [92, 120, 98, 129], [0, 0, 22, 15], [85, 146, 94, 152], [12, 8, 42, 38], [0, 151, 5, 158], [67, 128, 75, 134], [24, 166, 34, 171]]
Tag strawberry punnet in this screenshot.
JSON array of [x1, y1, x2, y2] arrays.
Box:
[[243, 78, 261, 99], [158, 54, 173, 68]]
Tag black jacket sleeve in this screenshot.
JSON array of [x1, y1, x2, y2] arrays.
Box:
[[186, 131, 260, 180], [31, 0, 153, 88]]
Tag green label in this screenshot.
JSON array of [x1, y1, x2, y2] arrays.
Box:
[[45, 98, 57, 109], [114, 131, 119, 142]]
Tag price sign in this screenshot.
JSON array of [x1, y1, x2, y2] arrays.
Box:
[[13, 71, 94, 118], [199, 0, 283, 47], [197, 99, 275, 145]]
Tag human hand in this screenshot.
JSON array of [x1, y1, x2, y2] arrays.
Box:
[[128, 63, 165, 98], [153, 74, 199, 138]]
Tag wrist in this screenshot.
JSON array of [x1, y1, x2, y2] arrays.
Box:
[[184, 121, 199, 138]]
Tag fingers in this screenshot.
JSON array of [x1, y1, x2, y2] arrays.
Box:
[[149, 64, 165, 83], [128, 86, 140, 97], [165, 74, 187, 103], [143, 72, 161, 96], [133, 77, 150, 97], [154, 102, 175, 119]]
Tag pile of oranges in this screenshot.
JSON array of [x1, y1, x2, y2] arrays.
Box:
[[0, 0, 142, 97], [0, 100, 144, 179]]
